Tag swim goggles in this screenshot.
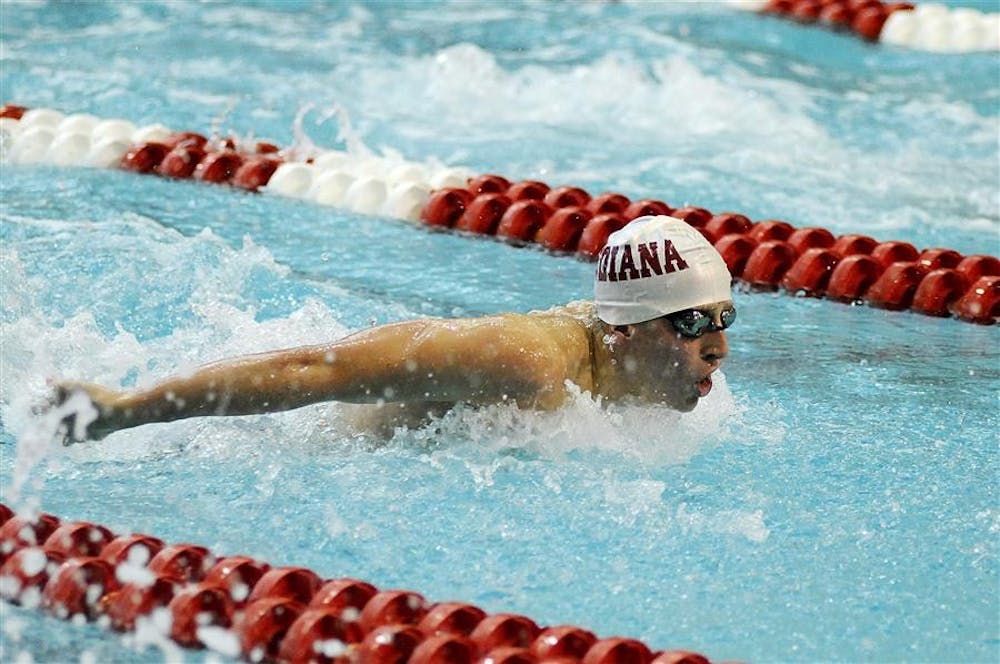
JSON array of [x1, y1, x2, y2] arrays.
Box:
[[665, 305, 737, 338]]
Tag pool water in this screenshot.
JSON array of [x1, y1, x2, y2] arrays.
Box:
[[1, 1, 998, 662]]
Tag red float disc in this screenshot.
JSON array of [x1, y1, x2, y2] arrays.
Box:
[[787, 226, 836, 254], [100, 534, 165, 567], [481, 646, 538, 664], [147, 543, 214, 583], [870, 241, 919, 269], [497, 200, 553, 242], [358, 590, 430, 633], [233, 157, 281, 191], [1, 513, 61, 551], [763, 0, 794, 15], [623, 199, 673, 221], [409, 633, 479, 664], [469, 613, 541, 652], [0, 547, 65, 604], [42, 556, 119, 620], [669, 206, 713, 228], [421, 188, 475, 227], [98, 573, 182, 631], [309, 578, 379, 615], [467, 174, 511, 196], [530, 626, 597, 660], [911, 269, 968, 318], [780, 248, 840, 296], [120, 142, 169, 173], [582, 637, 653, 664], [277, 606, 365, 662], [418, 601, 488, 637], [356, 624, 426, 664], [544, 186, 591, 210], [852, 4, 889, 40], [790, 0, 823, 22], [156, 145, 207, 179], [955, 255, 1000, 283], [245, 566, 323, 605], [713, 234, 759, 279], [742, 240, 800, 289], [164, 132, 208, 151], [747, 220, 795, 243], [864, 262, 926, 310], [705, 213, 754, 240], [826, 255, 884, 302], [831, 233, 878, 257], [818, 3, 852, 26], [43, 522, 115, 559], [917, 248, 963, 271], [506, 180, 551, 201], [204, 555, 271, 605], [951, 276, 1000, 324], [0, 104, 27, 119], [586, 192, 631, 216], [534, 206, 592, 252], [454, 193, 512, 235], [650, 650, 711, 664], [168, 583, 235, 647], [577, 213, 628, 258], [234, 596, 306, 661], [194, 150, 244, 184]]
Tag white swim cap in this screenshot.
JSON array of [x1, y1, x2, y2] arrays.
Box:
[[594, 215, 733, 325]]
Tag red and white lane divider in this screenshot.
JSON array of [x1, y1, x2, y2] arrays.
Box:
[[0, 504, 713, 664], [729, 0, 1000, 51], [0, 106, 471, 221], [2, 104, 997, 325]]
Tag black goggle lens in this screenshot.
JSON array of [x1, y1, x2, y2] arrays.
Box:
[[666, 305, 737, 338]]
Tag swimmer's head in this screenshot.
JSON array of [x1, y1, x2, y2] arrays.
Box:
[[593, 215, 733, 410], [594, 215, 733, 325]]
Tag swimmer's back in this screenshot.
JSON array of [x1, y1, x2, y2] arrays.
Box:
[[405, 301, 596, 409], [340, 302, 598, 434]]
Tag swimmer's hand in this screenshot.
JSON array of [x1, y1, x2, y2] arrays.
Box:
[[40, 381, 121, 445]]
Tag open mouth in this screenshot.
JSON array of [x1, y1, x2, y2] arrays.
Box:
[[697, 375, 713, 398]]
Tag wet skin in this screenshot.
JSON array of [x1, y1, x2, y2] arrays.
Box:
[[593, 300, 731, 412], [47, 300, 732, 441]]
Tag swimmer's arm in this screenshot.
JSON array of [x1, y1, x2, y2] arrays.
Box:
[[53, 318, 561, 439]]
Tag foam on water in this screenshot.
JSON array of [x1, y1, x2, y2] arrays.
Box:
[[344, 37, 997, 248], [4, 2, 997, 250], [1, 219, 335, 492], [1, 1, 997, 661], [396, 374, 739, 467], [1, 206, 735, 509]]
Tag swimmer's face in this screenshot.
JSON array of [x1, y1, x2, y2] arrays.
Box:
[[614, 300, 731, 411]]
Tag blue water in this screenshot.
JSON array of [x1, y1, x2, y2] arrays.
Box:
[[1, 1, 998, 662]]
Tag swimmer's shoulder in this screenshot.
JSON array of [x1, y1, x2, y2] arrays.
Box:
[[413, 303, 596, 346], [481, 300, 597, 340], [519, 300, 597, 358], [525, 300, 598, 327]]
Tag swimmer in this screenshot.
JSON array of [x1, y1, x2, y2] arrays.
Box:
[[46, 216, 735, 442]]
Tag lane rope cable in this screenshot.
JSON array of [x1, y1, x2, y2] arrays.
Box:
[[3, 104, 996, 325], [727, 0, 1000, 52], [0, 502, 713, 664]]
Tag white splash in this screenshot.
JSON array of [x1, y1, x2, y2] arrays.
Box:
[[676, 503, 771, 543], [401, 372, 738, 467]]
